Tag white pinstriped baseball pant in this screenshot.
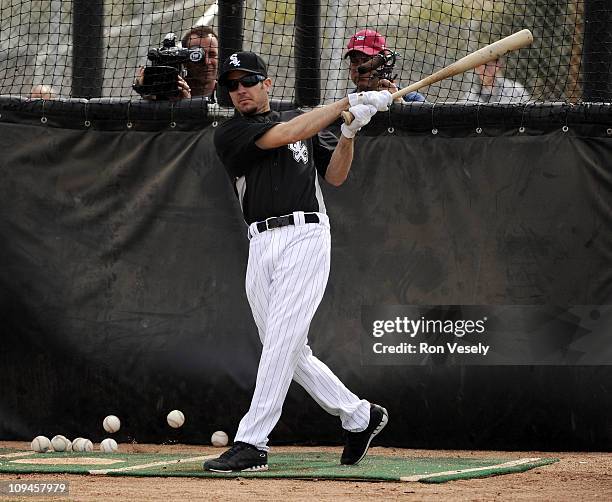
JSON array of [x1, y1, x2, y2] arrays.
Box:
[[234, 211, 371, 450]]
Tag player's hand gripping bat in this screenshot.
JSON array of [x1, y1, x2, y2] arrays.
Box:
[[341, 29, 534, 124]]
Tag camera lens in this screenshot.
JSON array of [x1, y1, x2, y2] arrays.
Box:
[[188, 48, 204, 63]]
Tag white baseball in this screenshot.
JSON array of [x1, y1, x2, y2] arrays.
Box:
[[211, 431, 228, 447], [81, 439, 93, 452], [71, 437, 85, 452], [100, 438, 118, 453], [31, 436, 51, 453], [166, 409, 185, 428], [51, 435, 71, 452], [103, 415, 121, 433]]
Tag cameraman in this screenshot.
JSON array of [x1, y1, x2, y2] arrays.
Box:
[[345, 29, 426, 104], [134, 26, 219, 100], [180, 26, 218, 98]]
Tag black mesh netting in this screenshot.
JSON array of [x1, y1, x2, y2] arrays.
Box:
[[1, 0, 610, 106]]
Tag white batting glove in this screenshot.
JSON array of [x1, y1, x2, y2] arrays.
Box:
[[348, 90, 393, 111], [340, 104, 377, 139]]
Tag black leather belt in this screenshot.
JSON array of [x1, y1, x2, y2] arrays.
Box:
[[256, 213, 319, 233]]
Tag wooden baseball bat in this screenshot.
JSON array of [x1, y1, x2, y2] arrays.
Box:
[[341, 29, 534, 124]]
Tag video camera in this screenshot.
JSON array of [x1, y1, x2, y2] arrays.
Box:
[[357, 49, 400, 82], [133, 32, 204, 99]]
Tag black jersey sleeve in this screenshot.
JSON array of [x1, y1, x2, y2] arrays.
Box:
[[313, 127, 339, 178], [214, 115, 279, 177]]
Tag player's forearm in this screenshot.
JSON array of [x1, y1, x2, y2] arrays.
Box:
[[324, 135, 354, 187], [286, 98, 349, 142], [256, 98, 349, 149]]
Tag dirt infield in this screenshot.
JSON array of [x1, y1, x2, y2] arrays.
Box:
[[0, 441, 610, 501]]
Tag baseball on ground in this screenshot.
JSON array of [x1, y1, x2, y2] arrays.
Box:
[[71, 437, 84, 451], [100, 438, 118, 453], [103, 415, 121, 433], [71, 437, 92, 452], [51, 435, 71, 452], [81, 439, 93, 452], [211, 430, 229, 447], [31, 436, 51, 453], [166, 409, 185, 428]]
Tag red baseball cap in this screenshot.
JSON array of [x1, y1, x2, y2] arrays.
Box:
[[345, 29, 386, 57]]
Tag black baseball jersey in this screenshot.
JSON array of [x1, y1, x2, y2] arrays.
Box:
[[214, 109, 337, 225]]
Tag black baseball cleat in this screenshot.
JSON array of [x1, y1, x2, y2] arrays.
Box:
[[203, 441, 269, 472], [341, 404, 389, 465]]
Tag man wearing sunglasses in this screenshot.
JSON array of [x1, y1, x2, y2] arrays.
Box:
[[204, 51, 390, 473], [345, 29, 426, 104]]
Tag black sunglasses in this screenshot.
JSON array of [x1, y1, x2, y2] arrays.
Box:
[[224, 74, 265, 91]]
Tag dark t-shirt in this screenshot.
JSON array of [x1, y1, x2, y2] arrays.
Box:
[[214, 109, 337, 224]]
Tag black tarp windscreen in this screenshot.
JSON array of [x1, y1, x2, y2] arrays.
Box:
[[1, 117, 610, 450]]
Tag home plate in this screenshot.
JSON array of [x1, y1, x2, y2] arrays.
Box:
[[11, 458, 123, 465]]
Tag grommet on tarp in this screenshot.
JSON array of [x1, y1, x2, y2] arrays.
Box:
[[607, 128, 612, 136], [84, 101, 91, 128], [475, 103, 482, 134], [476, 127, 482, 134], [212, 121, 218, 128], [431, 102, 438, 135], [126, 101, 133, 129], [40, 99, 47, 124], [519, 101, 532, 134], [562, 102, 572, 133], [170, 103, 176, 128], [385, 105, 395, 135]]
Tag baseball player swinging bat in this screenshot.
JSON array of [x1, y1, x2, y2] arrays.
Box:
[[342, 29, 534, 124]]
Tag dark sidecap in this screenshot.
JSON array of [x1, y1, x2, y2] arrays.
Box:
[[218, 51, 268, 85]]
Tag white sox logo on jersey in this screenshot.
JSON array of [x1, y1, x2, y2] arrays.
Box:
[[288, 141, 308, 164]]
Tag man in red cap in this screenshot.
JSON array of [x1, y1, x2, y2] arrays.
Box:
[[345, 29, 426, 103]]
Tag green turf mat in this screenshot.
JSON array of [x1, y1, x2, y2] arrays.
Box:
[[0, 449, 558, 483]]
